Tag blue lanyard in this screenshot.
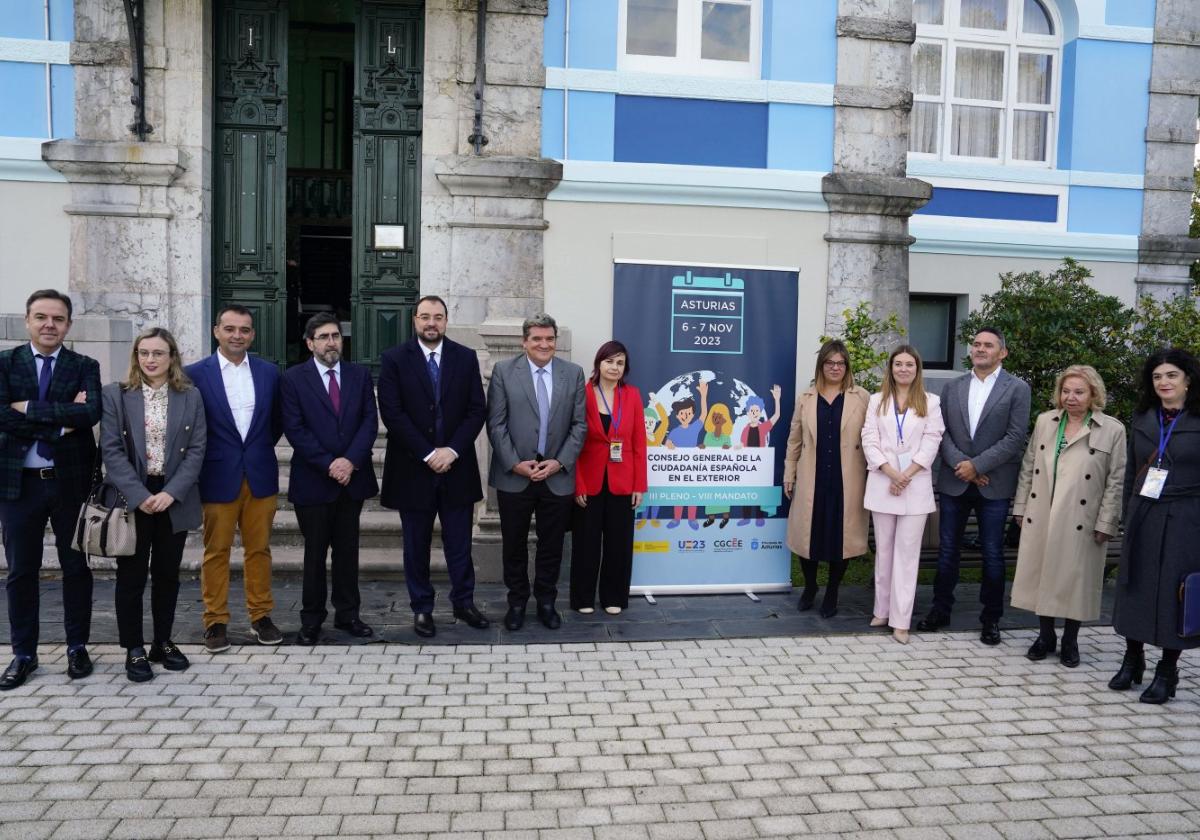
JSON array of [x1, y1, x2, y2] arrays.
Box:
[[1157, 409, 1183, 467], [894, 396, 908, 446], [597, 384, 622, 436]]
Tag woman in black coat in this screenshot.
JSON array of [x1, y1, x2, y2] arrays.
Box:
[[1110, 348, 1200, 704]]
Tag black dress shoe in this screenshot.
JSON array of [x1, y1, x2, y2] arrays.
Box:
[[335, 618, 375, 638], [413, 613, 436, 638], [1026, 636, 1056, 661], [453, 604, 490, 629], [980, 622, 1002, 646], [1139, 661, 1178, 704], [295, 626, 320, 646], [148, 640, 190, 671], [1108, 649, 1146, 690], [818, 604, 838, 619], [124, 648, 154, 683], [916, 612, 950, 632], [1059, 640, 1080, 668], [66, 647, 94, 679], [0, 657, 37, 691], [504, 605, 526, 631], [537, 603, 562, 629], [797, 587, 817, 612]]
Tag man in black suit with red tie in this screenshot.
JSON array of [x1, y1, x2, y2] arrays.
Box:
[[378, 295, 489, 638], [280, 312, 380, 645]]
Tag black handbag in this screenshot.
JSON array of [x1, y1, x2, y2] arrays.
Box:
[[1180, 572, 1200, 639]]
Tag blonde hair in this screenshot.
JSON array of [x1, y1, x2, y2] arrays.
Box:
[[814, 339, 855, 392], [705, 403, 731, 435], [122, 327, 191, 392], [878, 344, 929, 417], [1054, 365, 1106, 410]]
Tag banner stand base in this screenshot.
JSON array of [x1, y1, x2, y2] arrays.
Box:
[[744, 591, 760, 602], [643, 593, 657, 605]]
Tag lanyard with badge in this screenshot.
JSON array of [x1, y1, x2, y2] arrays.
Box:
[[598, 385, 624, 462], [1141, 409, 1182, 499], [894, 396, 913, 472]]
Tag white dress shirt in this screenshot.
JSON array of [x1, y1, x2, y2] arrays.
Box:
[[968, 365, 1002, 439], [23, 344, 62, 469], [313, 357, 341, 393], [528, 356, 553, 404], [218, 350, 256, 442]]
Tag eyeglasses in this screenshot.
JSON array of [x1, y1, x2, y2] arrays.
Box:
[[823, 360, 847, 368], [311, 333, 341, 343], [137, 350, 170, 360]]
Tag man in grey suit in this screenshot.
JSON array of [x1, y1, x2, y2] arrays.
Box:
[[487, 313, 587, 631], [918, 327, 1030, 645]]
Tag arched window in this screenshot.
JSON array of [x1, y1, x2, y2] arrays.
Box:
[[910, 0, 1061, 165]]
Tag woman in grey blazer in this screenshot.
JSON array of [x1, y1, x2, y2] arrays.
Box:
[[100, 328, 206, 682]]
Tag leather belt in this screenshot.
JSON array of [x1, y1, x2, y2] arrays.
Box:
[[24, 468, 55, 479]]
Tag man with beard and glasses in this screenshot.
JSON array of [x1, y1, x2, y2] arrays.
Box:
[[378, 295, 489, 638], [281, 312, 379, 644]]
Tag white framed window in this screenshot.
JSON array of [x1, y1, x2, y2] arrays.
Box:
[[618, 0, 762, 79], [910, 0, 1061, 167]]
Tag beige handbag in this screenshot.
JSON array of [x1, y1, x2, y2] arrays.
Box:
[[72, 390, 137, 558]]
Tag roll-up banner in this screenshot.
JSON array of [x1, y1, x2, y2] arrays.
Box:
[[613, 261, 798, 595]]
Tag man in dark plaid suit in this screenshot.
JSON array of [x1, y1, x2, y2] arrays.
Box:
[[0, 290, 102, 690]]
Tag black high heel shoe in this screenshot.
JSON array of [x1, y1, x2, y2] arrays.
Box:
[[797, 587, 817, 612], [1107, 649, 1146, 690], [1139, 661, 1178, 704]]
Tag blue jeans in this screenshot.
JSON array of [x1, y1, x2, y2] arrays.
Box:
[[931, 486, 1010, 624]]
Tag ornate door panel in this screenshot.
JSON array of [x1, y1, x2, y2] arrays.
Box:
[[214, 0, 288, 364], [352, 0, 423, 365]]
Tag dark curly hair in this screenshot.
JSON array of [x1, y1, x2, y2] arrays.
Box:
[[1136, 347, 1200, 414]]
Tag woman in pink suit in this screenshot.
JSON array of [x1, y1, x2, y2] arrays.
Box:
[[861, 345, 945, 644]]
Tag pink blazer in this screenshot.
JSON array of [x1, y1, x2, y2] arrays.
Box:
[[861, 391, 945, 515]]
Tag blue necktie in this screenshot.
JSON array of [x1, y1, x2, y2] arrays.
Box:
[[535, 367, 550, 457], [428, 352, 443, 439], [36, 354, 53, 460]]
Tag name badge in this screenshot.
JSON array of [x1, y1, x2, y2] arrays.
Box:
[[897, 451, 914, 472], [1141, 467, 1168, 499], [609, 440, 623, 462]]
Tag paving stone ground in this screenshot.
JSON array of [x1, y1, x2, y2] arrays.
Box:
[[1, 624, 1197, 840]]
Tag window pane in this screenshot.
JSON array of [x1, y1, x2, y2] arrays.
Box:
[[913, 0, 944, 26], [960, 0, 1007, 30], [701, 2, 751, 62], [910, 102, 941, 153], [910, 298, 953, 366], [1017, 53, 1053, 104], [627, 0, 678, 57], [951, 105, 1001, 157], [1012, 110, 1049, 161], [954, 48, 1004, 101], [913, 42, 942, 96], [1022, 0, 1054, 35]]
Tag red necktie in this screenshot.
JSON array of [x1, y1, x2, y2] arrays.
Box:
[[327, 369, 341, 416]]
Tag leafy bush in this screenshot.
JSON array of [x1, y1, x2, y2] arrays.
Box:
[[1131, 290, 1200, 358], [820, 302, 904, 393]]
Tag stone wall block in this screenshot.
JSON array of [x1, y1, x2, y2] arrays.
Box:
[[1145, 141, 1198, 181], [1146, 93, 1200, 136], [1156, 0, 1200, 37], [836, 15, 915, 43], [1142, 190, 1195, 237], [1143, 175, 1196, 193]]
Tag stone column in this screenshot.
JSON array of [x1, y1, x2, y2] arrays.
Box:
[[823, 1, 931, 337], [1135, 0, 1200, 300], [42, 1, 211, 361]]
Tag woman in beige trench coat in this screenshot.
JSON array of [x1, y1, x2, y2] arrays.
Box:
[[783, 340, 870, 617], [1011, 365, 1125, 668]]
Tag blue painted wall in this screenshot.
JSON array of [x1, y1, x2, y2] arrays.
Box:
[[542, 89, 564, 159], [763, 0, 836, 84], [614, 96, 768, 168], [0, 61, 49, 137], [50, 64, 74, 138], [569, 91, 617, 161], [49, 0, 73, 40], [1058, 39, 1151, 174], [0, 1, 45, 39], [1106, 0, 1156, 28], [916, 188, 1059, 223], [544, 0, 566, 68], [1067, 186, 1143, 235], [766, 103, 833, 171], [567, 0, 619, 70]]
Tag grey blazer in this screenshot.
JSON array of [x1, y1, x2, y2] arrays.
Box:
[[99, 381, 207, 532], [936, 369, 1031, 500], [486, 354, 587, 497]]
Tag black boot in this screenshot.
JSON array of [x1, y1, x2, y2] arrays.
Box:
[[1139, 661, 1178, 704], [798, 559, 818, 611], [1107, 649, 1146, 690]]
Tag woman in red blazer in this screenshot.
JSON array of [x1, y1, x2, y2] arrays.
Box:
[[572, 340, 648, 614]]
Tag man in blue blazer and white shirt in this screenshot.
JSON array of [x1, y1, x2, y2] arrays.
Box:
[[487, 313, 587, 631], [281, 312, 379, 644], [185, 305, 284, 652], [918, 327, 1031, 645], [378, 295, 489, 638]]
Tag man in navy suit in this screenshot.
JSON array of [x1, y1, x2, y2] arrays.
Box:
[[378, 295, 489, 638], [184, 305, 284, 652], [281, 312, 379, 645], [0, 290, 101, 690]]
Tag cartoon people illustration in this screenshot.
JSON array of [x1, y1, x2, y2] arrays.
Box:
[[737, 384, 782, 526], [699, 402, 733, 528], [665, 380, 708, 529], [636, 401, 670, 529]]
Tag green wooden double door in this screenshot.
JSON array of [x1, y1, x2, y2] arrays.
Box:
[[213, 0, 423, 367]]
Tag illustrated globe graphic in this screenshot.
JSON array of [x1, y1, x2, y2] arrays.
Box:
[[647, 369, 768, 445]]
